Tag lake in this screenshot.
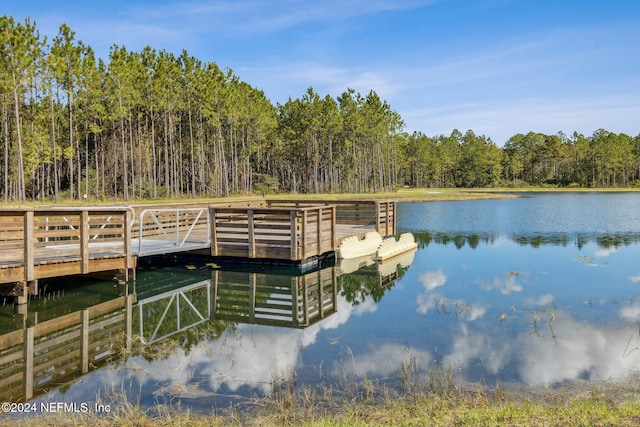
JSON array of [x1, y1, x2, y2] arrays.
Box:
[[3, 192, 640, 414]]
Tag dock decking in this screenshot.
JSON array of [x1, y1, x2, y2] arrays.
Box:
[[0, 200, 396, 292]]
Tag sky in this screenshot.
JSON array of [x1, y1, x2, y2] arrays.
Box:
[[3, 0, 640, 145]]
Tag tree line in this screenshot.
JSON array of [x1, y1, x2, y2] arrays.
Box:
[[1, 17, 639, 202]]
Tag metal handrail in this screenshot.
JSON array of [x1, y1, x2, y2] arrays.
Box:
[[137, 208, 210, 253]]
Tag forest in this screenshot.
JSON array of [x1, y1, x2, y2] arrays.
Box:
[[1, 16, 639, 202]]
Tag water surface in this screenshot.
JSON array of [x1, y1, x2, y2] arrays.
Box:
[[4, 192, 640, 415]]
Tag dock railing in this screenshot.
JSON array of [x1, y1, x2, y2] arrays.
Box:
[[209, 205, 336, 261], [0, 208, 132, 284], [135, 208, 210, 256], [265, 199, 396, 236]]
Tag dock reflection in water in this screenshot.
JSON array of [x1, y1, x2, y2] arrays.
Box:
[[0, 248, 416, 411], [0, 294, 134, 403]]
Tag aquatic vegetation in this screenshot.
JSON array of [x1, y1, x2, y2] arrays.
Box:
[[532, 311, 540, 334], [454, 303, 470, 318]]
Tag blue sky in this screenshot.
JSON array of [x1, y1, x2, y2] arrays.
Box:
[[4, 0, 640, 145]]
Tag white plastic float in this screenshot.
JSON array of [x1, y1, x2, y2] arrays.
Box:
[[336, 231, 383, 259], [374, 233, 418, 262], [336, 231, 418, 261]]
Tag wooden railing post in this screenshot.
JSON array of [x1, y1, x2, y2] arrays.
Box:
[[124, 209, 132, 273], [301, 210, 307, 259], [24, 211, 34, 283], [209, 208, 218, 256], [247, 209, 255, 258], [290, 211, 298, 260], [80, 210, 89, 274], [331, 206, 336, 251], [391, 201, 396, 235], [316, 208, 322, 253]]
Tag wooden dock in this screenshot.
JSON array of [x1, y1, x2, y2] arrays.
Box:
[[0, 200, 396, 299]]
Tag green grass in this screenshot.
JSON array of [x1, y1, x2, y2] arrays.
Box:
[[6, 186, 640, 208], [4, 373, 640, 426]]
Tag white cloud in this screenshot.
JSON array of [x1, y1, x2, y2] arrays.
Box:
[[418, 269, 447, 291], [466, 305, 488, 321], [332, 343, 434, 379], [524, 294, 554, 307], [416, 292, 442, 315], [594, 247, 618, 257], [619, 300, 640, 321], [481, 275, 522, 295]]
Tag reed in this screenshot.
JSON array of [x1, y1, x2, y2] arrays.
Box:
[[3, 351, 640, 426]]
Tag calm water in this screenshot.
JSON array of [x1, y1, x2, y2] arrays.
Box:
[[4, 192, 640, 415]]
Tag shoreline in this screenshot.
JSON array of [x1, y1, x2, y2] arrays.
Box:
[[7, 187, 640, 208], [3, 372, 639, 426]]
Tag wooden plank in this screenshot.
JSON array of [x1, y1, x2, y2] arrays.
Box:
[[34, 327, 80, 349], [88, 297, 126, 318], [0, 371, 23, 391], [34, 311, 80, 337], [88, 335, 120, 357], [0, 328, 24, 349], [0, 347, 23, 366], [33, 341, 82, 373], [88, 313, 125, 332], [33, 350, 80, 380]]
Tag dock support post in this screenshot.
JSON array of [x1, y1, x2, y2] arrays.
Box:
[[12, 280, 37, 306]]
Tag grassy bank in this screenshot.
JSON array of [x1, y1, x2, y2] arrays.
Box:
[[4, 373, 640, 426], [0, 188, 515, 208], [5, 187, 640, 208]]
